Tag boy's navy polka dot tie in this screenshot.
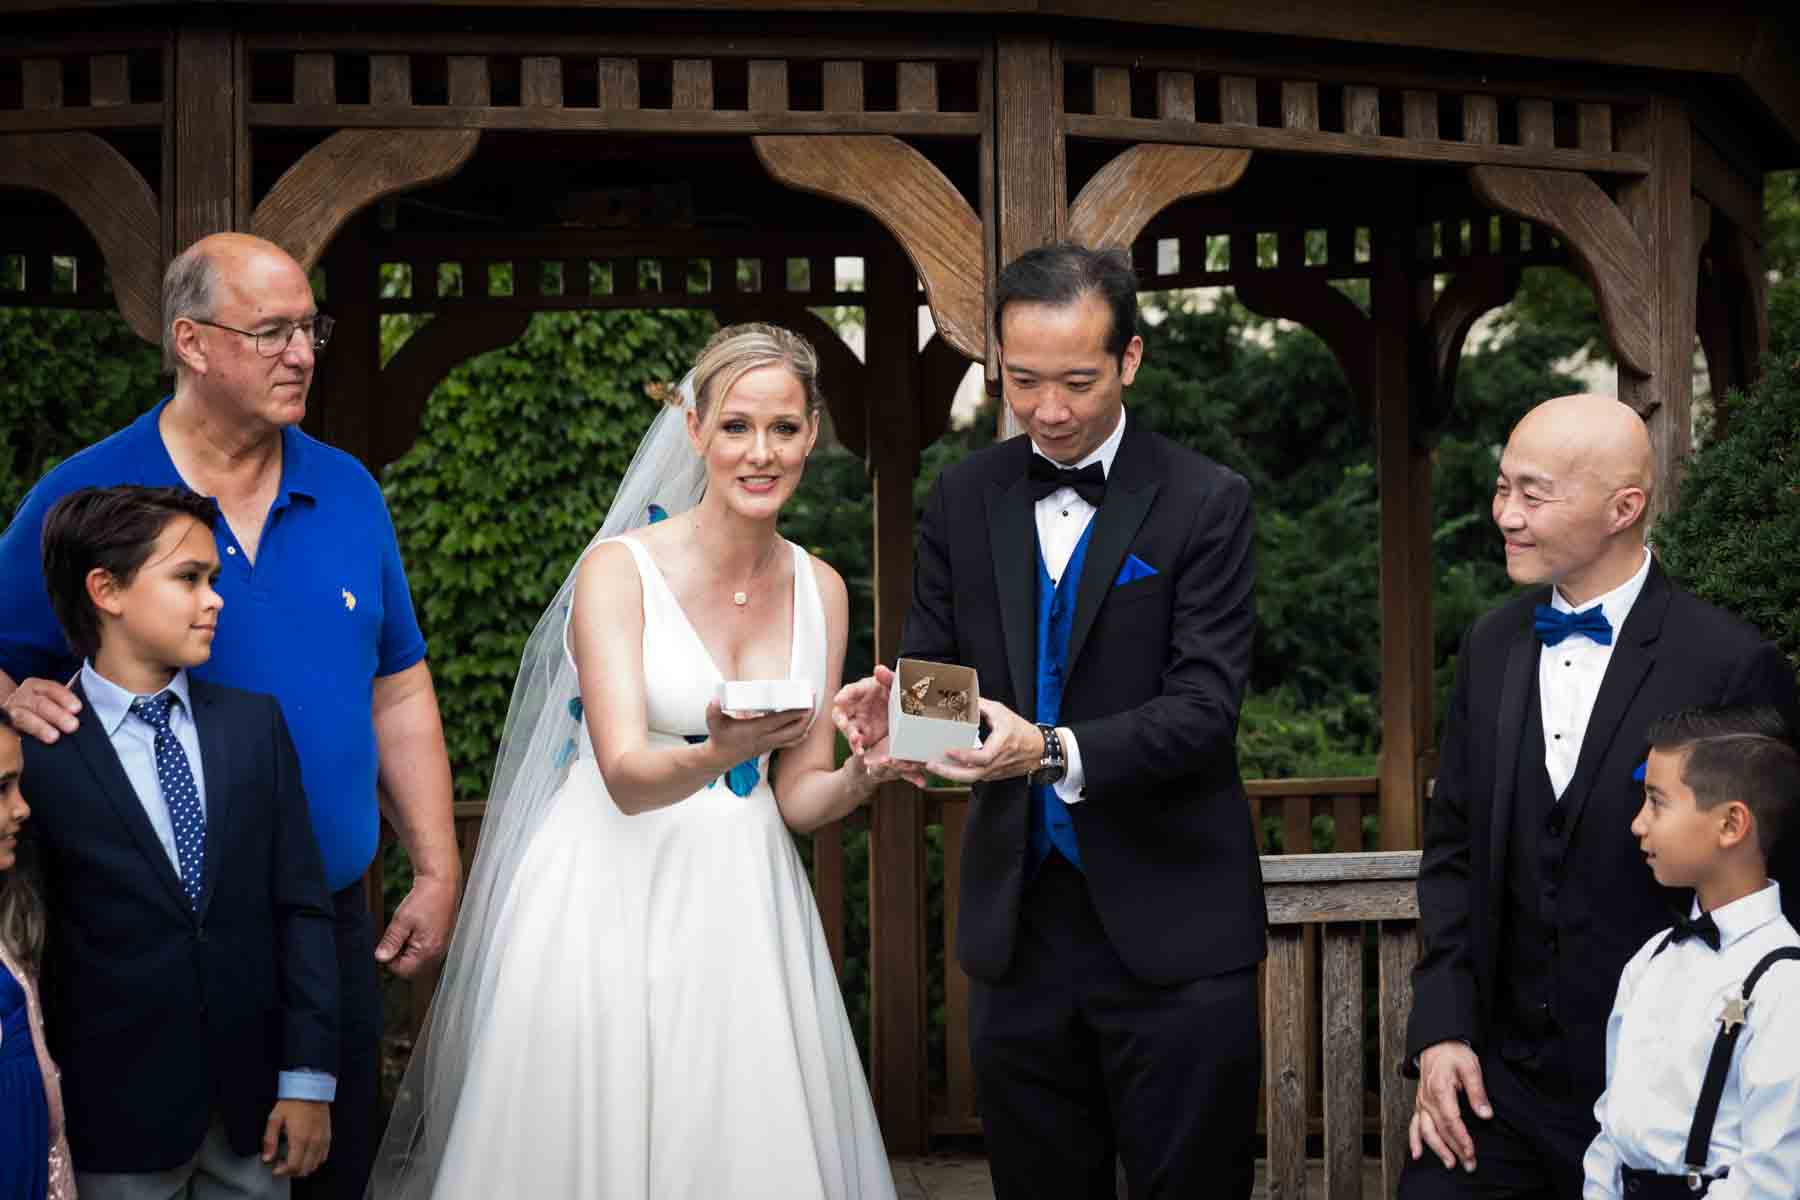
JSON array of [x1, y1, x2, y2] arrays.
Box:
[[131, 692, 206, 912]]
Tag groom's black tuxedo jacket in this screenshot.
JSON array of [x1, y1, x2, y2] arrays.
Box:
[[900, 421, 1266, 986], [1406, 561, 1800, 1102], [24, 678, 338, 1173]]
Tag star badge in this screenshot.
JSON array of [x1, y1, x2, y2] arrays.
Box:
[[1718, 993, 1751, 1035], [342, 588, 357, 612]]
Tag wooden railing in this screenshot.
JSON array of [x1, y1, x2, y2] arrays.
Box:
[[369, 774, 1419, 1188]]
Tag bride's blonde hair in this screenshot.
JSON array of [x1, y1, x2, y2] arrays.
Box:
[[677, 322, 825, 431]]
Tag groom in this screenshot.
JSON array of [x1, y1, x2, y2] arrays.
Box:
[[836, 243, 1264, 1198]]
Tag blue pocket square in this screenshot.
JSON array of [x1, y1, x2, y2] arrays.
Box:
[[1114, 554, 1158, 587]]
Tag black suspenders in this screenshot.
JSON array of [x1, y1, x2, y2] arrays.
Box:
[[1680, 946, 1800, 1190]]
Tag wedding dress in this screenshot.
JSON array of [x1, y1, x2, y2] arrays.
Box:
[[419, 535, 894, 1199]]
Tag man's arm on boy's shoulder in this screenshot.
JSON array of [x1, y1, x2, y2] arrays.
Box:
[[1719, 962, 1800, 1200], [0, 482, 85, 743], [267, 697, 339, 1075]]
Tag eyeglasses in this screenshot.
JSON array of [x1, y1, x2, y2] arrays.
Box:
[[191, 314, 335, 357]]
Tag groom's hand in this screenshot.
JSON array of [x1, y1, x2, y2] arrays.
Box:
[[931, 700, 1043, 783], [832, 665, 895, 754]]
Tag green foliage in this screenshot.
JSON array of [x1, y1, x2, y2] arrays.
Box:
[[1655, 276, 1800, 671], [0, 308, 163, 517], [381, 308, 717, 802]]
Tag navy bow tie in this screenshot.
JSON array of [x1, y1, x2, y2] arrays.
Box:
[[1655, 910, 1722, 957], [1029, 456, 1107, 506], [1533, 603, 1613, 647]]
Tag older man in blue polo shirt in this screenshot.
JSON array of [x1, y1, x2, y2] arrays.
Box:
[[0, 232, 460, 1200]]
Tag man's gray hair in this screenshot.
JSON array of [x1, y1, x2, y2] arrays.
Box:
[[160, 243, 217, 373]]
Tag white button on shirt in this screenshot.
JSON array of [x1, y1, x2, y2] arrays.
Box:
[[1540, 547, 1652, 798], [1029, 408, 1128, 805], [1583, 883, 1800, 1199]]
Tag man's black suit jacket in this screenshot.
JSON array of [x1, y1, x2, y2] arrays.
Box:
[[900, 421, 1266, 986], [24, 677, 338, 1172], [1407, 560, 1800, 1102]]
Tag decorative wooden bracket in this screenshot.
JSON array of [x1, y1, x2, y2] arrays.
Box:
[[753, 134, 984, 362], [1469, 164, 1653, 378], [0, 132, 162, 343], [1067, 145, 1251, 249], [1422, 258, 1521, 429], [1235, 272, 1374, 421], [251, 130, 482, 273], [378, 308, 531, 470], [919, 331, 973, 449]]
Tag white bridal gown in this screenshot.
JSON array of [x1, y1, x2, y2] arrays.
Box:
[[430, 536, 895, 1199]]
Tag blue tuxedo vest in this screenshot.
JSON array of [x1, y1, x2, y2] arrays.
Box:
[[1028, 520, 1096, 871]]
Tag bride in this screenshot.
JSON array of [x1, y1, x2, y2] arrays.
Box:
[[370, 323, 901, 1199]]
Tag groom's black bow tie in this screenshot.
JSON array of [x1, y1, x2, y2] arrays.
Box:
[[1028, 456, 1107, 506], [1655, 910, 1722, 957]]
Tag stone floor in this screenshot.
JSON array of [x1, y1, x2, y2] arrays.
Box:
[[893, 1156, 1388, 1199]]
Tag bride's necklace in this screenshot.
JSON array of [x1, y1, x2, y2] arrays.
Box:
[[695, 525, 781, 608]]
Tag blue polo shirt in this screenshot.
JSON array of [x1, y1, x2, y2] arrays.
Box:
[[0, 399, 427, 891]]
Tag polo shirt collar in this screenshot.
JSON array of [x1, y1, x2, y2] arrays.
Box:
[[144, 394, 319, 506], [81, 659, 194, 737], [1691, 880, 1784, 949]]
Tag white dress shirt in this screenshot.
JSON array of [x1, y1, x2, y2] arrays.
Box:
[[79, 660, 334, 1103], [1583, 882, 1800, 1199], [81, 661, 208, 873], [1029, 408, 1127, 804], [1540, 547, 1652, 798]]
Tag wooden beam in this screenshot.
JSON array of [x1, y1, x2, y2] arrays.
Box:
[[1423, 258, 1521, 427], [316, 230, 379, 464], [863, 236, 929, 1155], [919, 331, 971, 449], [0, 131, 162, 343], [1470, 163, 1654, 377], [1372, 220, 1431, 853], [1233, 271, 1373, 422], [753, 134, 984, 360], [167, 28, 246, 255], [1065, 144, 1250, 250], [993, 34, 1064, 437], [1614, 99, 1698, 519], [251, 130, 483, 274], [376, 308, 531, 469]]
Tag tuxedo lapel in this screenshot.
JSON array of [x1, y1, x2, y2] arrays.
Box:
[[1487, 606, 1540, 900], [190, 682, 233, 920], [1066, 425, 1159, 676], [986, 458, 1040, 721], [1559, 563, 1669, 838], [67, 683, 191, 918]]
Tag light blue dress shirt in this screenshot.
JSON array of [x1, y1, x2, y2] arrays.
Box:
[[81, 661, 335, 1103]]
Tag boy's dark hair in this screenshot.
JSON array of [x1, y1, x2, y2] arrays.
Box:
[[41, 485, 218, 661], [1645, 706, 1800, 857], [993, 243, 1140, 363]]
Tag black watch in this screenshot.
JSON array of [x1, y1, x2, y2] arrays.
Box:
[[1029, 723, 1066, 787]]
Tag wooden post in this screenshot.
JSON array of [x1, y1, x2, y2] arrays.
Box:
[[1373, 219, 1432, 851], [1616, 99, 1697, 521], [317, 222, 380, 466], [864, 236, 930, 1154], [166, 28, 247, 258], [991, 34, 1064, 439]]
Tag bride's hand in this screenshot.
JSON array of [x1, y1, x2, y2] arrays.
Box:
[[701, 700, 812, 767], [853, 733, 927, 791], [831, 665, 895, 755]]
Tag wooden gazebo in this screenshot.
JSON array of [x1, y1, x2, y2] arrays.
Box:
[[7, 2, 1798, 1188]]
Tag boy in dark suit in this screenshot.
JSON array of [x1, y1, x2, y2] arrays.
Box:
[[27, 485, 337, 1199]]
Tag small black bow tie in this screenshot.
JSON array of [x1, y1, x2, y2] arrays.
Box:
[[1028, 456, 1107, 506], [1656, 910, 1722, 956]]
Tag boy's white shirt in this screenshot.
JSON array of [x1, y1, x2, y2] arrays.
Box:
[[1583, 881, 1800, 1199]]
